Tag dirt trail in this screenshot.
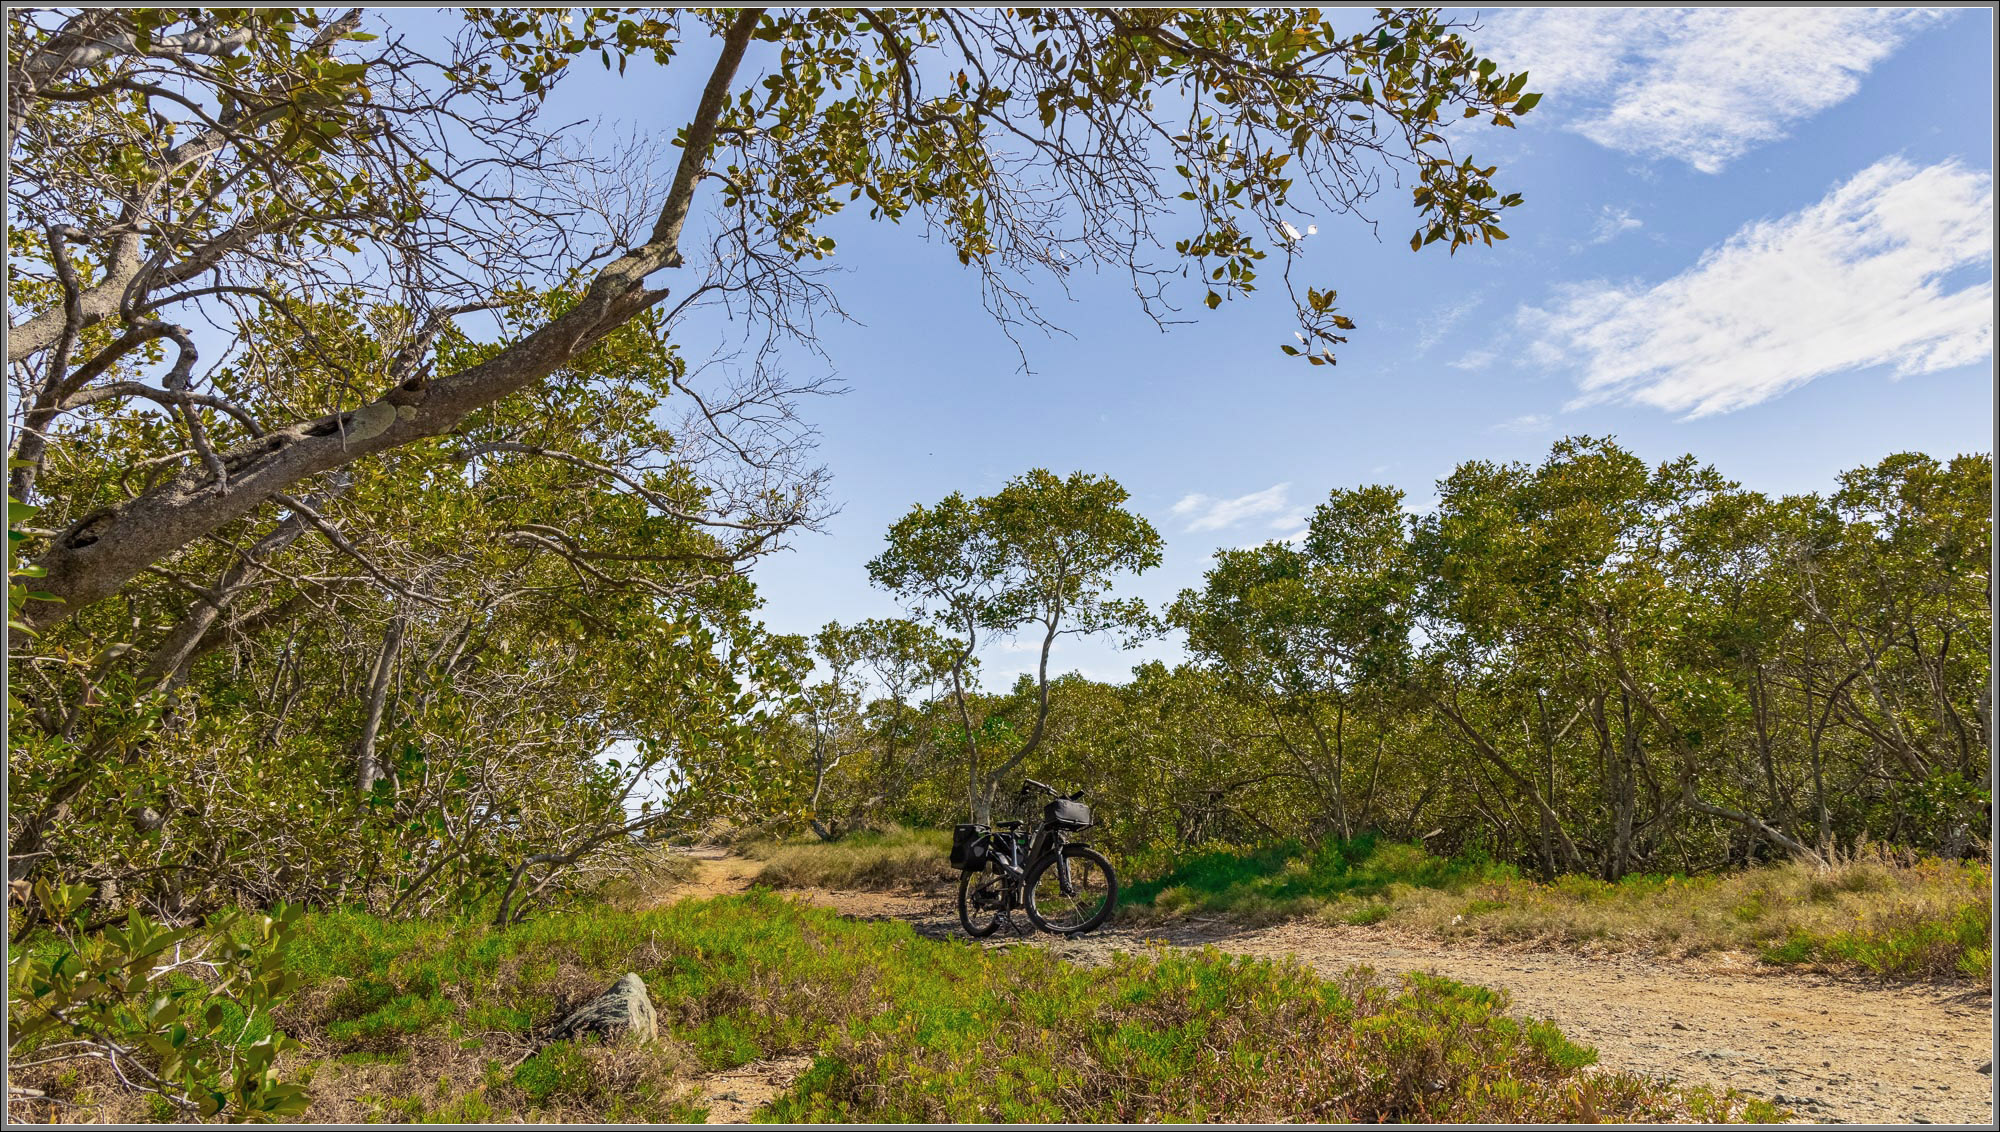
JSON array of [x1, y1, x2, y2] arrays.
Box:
[[672, 850, 1993, 1126]]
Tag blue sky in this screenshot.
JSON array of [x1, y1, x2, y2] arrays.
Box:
[[521, 7, 1995, 690]]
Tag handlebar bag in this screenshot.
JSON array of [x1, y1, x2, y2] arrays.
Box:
[[1045, 798, 1093, 830]]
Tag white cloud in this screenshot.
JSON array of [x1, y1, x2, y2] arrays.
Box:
[[1171, 482, 1292, 533], [1490, 413, 1552, 434], [1587, 205, 1643, 246], [1478, 8, 1948, 172], [1522, 157, 1993, 418], [1447, 348, 1498, 371], [1415, 294, 1484, 354]]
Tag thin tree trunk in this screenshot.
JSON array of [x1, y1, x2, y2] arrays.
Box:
[[355, 616, 405, 795]]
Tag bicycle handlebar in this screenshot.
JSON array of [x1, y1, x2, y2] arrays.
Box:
[[1018, 778, 1086, 801]]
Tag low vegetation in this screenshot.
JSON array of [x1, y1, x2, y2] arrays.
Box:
[[747, 826, 955, 892], [1124, 836, 1993, 983], [9, 892, 1784, 1124]]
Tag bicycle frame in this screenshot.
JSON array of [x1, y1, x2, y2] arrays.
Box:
[[982, 820, 1084, 897]]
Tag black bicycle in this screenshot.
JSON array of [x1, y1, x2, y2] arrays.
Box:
[[950, 779, 1118, 937]]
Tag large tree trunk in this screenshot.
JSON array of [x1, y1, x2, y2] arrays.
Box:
[[15, 9, 766, 633]]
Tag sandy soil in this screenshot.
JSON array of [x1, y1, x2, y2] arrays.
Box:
[[669, 848, 1995, 1126], [693, 1054, 816, 1124]]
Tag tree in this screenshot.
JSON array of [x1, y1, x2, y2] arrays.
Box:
[[805, 617, 960, 833], [4, 283, 790, 923], [870, 469, 1161, 823], [8, 6, 1540, 631], [1169, 484, 1414, 840], [1157, 438, 1991, 877]]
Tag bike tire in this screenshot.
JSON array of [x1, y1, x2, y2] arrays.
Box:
[[1023, 845, 1118, 935], [958, 863, 1009, 938]]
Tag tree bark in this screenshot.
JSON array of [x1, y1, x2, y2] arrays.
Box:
[[1681, 784, 1827, 867]]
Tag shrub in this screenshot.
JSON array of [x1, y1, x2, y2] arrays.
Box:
[[1762, 868, 1992, 982], [6, 882, 309, 1121]]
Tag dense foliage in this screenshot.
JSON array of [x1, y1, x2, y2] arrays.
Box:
[[7, 2, 1540, 918], [791, 439, 1991, 880]]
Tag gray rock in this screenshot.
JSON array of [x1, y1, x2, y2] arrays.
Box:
[[1979, 1060, 1992, 1075], [554, 973, 658, 1044]]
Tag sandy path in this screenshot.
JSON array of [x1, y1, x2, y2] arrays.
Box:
[[672, 851, 1994, 1126]]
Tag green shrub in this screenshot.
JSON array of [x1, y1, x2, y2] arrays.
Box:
[[6, 882, 309, 1121], [1123, 835, 1517, 914], [512, 1041, 593, 1103], [1762, 873, 1992, 982]]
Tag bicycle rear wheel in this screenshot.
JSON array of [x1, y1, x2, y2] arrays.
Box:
[[1023, 845, 1117, 934], [958, 861, 1011, 938]]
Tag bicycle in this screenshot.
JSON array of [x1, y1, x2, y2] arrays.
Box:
[[951, 778, 1118, 937]]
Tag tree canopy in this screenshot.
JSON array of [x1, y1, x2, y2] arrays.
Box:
[[8, 6, 1535, 629]]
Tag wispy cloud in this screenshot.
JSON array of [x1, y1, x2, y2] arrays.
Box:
[[1587, 205, 1643, 246], [1171, 482, 1292, 533], [1414, 294, 1485, 355], [1447, 348, 1498, 371], [1489, 413, 1552, 434], [1479, 8, 1948, 172], [1522, 156, 1993, 418]]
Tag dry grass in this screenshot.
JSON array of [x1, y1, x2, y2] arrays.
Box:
[[1126, 839, 1991, 983], [750, 826, 955, 892]]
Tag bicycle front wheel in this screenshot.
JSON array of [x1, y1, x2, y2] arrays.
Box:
[[1024, 845, 1118, 934]]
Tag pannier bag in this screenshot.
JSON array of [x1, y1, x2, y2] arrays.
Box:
[[950, 823, 987, 870], [1045, 798, 1093, 830]]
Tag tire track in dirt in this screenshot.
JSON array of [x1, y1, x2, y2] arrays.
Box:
[[671, 851, 1995, 1125]]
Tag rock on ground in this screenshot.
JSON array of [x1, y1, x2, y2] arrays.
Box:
[[555, 972, 658, 1044]]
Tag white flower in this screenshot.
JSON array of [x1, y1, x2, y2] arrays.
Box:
[[1279, 221, 1302, 242]]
